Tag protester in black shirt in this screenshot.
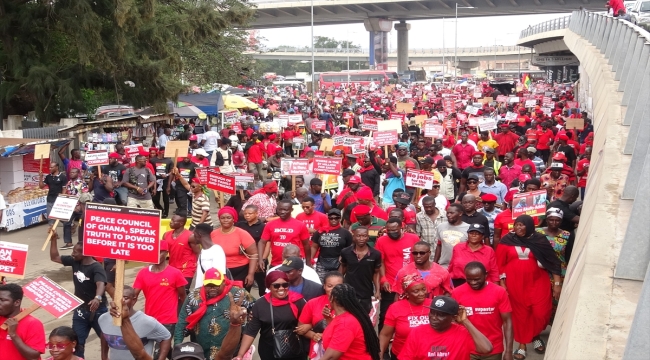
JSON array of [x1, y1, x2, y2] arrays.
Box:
[[49, 231, 107, 359], [236, 204, 267, 297], [40, 162, 67, 226], [170, 156, 196, 212], [461, 194, 491, 231], [547, 185, 580, 234], [150, 150, 173, 217], [311, 209, 353, 282], [104, 153, 127, 204], [339, 227, 382, 313]]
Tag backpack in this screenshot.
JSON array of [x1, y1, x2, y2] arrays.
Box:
[[215, 149, 232, 167]]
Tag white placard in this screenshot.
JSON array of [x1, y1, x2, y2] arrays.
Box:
[[525, 99, 537, 107], [48, 195, 79, 221], [505, 112, 518, 121], [508, 97, 520, 103], [478, 117, 498, 131]]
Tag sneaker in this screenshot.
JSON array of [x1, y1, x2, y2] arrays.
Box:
[[242, 344, 255, 360], [162, 213, 168, 219], [60, 243, 74, 250]]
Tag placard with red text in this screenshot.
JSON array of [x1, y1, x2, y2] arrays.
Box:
[[511, 190, 548, 218], [373, 130, 398, 146], [280, 158, 310, 176], [207, 171, 236, 195], [405, 169, 436, 190], [0, 241, 28, 279], [85, 150, 109, 166]]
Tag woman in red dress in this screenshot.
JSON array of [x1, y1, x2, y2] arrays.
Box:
[[496, 215, 562, 360]]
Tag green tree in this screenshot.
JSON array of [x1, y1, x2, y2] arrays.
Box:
[[0, 0, 255, 123]]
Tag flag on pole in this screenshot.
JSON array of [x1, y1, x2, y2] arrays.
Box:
[[522, 73, 532, 90]]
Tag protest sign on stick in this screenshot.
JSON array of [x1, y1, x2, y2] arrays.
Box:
[[43, 195, 79, 251], [164, 141, 190, 168], [34, 144, 51, 173], [511, 190, 548, 218], [405, 170, 436, 190], [313, 157, 343, 175], [0, 241, 28, 279]]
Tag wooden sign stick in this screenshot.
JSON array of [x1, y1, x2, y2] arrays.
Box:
[[42, 220, 60, 251], [385, 146, 389, 160], [239, 189, 245, 201], [112, 260, 125, 326], [291, 176, 296, 192], [39, 155, 43, 174], [219, 192, 224, 209], [0, 303, 40, 330], [172, 149, 179, 170]]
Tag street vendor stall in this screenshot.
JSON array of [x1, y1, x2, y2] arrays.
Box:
[[0, 137, 73, 231]]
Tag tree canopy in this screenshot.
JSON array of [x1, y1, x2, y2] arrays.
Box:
[[0, 0, 255, 122]]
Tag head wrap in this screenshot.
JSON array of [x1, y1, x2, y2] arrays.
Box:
[[185, 268, 242, 330], [263, 271, 304, 318], [402, 273, 425, 291], [252, 181, 279, 196], [499, 215, 562, 276], [218, 206, 238, 222]]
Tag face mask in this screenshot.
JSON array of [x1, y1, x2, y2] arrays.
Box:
[[387, 231, 401, 240]]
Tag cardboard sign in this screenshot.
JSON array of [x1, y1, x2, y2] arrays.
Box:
[[48, 195, 79, 221], [281, 158, 310, 176], [34, 144, 51, 160], [206, 171, 236, 195], [525, 99, 538, 107], [83, 203, 161, 263], [23, 276, 83, 319], [0, 241, 29, 279], [478, 117, 498, 131], [84, 150, 109, 166], [288, 115, 303, 124], [361, 117, 379, 131], [377, 119, 402, 134], [465, 105, 479, 116], [373, 130, 399, 146], [414, 115, 427, 125], [423, 121, 444, 139], [511, 190, 548, 218], [164, 141, 190, 158], [468, 116, 479, 127], [405, 169, 436, 190], [508, 97, 520, 103], [565, 118, 585, 130], [311, 120, 326, 131], [313, 157, 343, 175], [395, 103, 413, 113], [319, 138, 334, 152], [496, 95, 508, 103], [332, 136, 345, 146]]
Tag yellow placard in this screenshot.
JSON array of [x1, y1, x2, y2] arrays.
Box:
[[319, 138, 334, 152], [34, 144, 51, 159], [163, 141, 190, 158]]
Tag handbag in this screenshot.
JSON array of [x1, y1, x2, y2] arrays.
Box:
[[270, 300, 303, 359], [318, 257, 340, 271]]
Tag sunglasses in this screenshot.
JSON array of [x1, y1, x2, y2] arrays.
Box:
[[47, 342, 71, 350], [432, 185, 440, 188], [328, 216, 341, 219], [467, 181, 478, 184], [272, 283, 290, 289], [411, 251, 430, 256]]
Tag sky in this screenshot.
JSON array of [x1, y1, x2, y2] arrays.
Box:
[[257, 13, 570, 50]]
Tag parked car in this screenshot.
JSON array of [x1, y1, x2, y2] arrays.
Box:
[[629, 0, 650, 31]]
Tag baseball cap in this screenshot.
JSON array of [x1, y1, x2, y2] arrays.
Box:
[[552, 152, 567, 161], [484, 147, 495, 154], [427, 295, 459, 315], [194, 148, 208, 157], [278, 256, 304, 272], [352, 205, 371, 217], [171, 342, 204, 360], [203, 268, 225, 286], [526, 146, 537, 153], [189, 134, 198, 141], [328, 208, 342, 217], [467, 223, 486, 234], [467, 174, 480, 182], [348, 175, 362, 184], [394, 192, 412, 205], [109, 152, 121, 159]]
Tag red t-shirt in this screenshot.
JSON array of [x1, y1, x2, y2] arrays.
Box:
[[394, 262, 452, 298], [261, 218, 310, 266], [399, 323, 474, 360], [337, 186, 360, 208], [536, 129, 554, 150], [375, 233, 420, 290], [299, 295, 332, 358], [452, 282, 512, 354], [350, 205, 388, 224], [247, 142, 265, 163], [514, 159, 536, 172], [322, 312, 373, 360], [267, 142, 283, 156], [282, 129, 301, 142], [576, 158, 590, 187], [133, 265, 188, 324], [447, 243, 499, 283], [494, 209, 539, 235], [385, 299, 433, 355], [164, 230, 197, 278], [385, 205, 417, 225], [0, 314, 45, 360], [452, 143, 475, 169], [493, 132, 519, 156], [191, 156, 209, 167], [296, 211, 328, 232]]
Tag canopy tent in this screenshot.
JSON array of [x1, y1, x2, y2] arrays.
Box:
[[222, 94, 259, 110], [167, 101, 207, 119], [177, 92, 224, 115], [0, 137, 73, 157]]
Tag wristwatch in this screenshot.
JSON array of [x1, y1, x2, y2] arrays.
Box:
[[95, 295, 102, 301], [554, 282, 562, 286]]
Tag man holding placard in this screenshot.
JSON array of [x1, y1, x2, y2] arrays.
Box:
[[40, 162, 68, 236]]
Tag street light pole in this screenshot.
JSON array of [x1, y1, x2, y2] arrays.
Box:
[[454, 4, 458, 81], [442, 17, 445, 84], [311, 0, 315, 100]]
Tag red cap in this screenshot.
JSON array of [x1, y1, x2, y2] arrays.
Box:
[[481, 193, 498, 202], [558, 134, 569, 141], [189, 135, 198, 141], [191, 177, 202, 184], [552, 152, 567, 161], [109, 152, 121, 159], [268, 134, 277, 141], [471, 151, 484, 158], [348, 175, 361, 184], [352, 205, 371, 216]]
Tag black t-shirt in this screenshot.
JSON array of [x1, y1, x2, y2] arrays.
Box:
[[150, 158, 173, 180], [235, 220, 266, 243], [44, 173, 67, 203], [412, 148, 430, 163], [92, 177, 112, 203], [558, 145, 577, 165], [340, 246, 382, 299], [312, 227, 353, 259], [176, 161, 196, 182], [244, 296, 307, 357], [461, 165, 486, 182], [102, 163, 126, 184], [61, 256, 107, 305], [548, 199, 578, 233], [462, 213, 490, 234]]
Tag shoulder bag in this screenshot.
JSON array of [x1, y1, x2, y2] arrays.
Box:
[[270, 299, 303, 359]]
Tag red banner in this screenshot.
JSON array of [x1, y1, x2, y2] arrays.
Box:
[[361, 117, 379, 131], [311, 120, 326, 131], [373, 130, 399, 146], [511, 190, 548, 219], [231, 122, 242, 134], [24, 276, 84, 319], [313, 157, 342, 175], [195, 166, 219, 185], [0, 241, 29, 279], [207, 171, 236, 194], [83, 203, 161, 263]]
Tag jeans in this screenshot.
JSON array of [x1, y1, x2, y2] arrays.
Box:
[[153, 181, 170, 215], [114, 186, 128, 205], [284, 144, 294, 157], [379, 290, 396, 333], [47, 202, 72, 243], [72, 304, 108, 358]]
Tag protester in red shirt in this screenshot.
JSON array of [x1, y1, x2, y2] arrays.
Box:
[[535, 122, 555, 163], [385, 191, 417, 228], [493, 124, 520, 159], [375, 218, 420, 332], [394, 241, 452, 298], [379, 275, 433, 359], [321, 284, 380, 360], [447, 224, 499, 287], [337, 175, 364, 210], [296, 197, 329, 233], [452, 261, 513, 359], [576, 147, 591, 199], [133, 241, 188, 327], [399, 295, 493, 360], [164, 212, 198, 288], [498, 153, 522, 189], [0, 284, 46, 360], [349, 186, 388, 224], [452, 132, 476, 170], [258, 200, 311, 267]]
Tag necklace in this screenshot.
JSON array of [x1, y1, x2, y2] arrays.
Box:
[[220, 227, 236, 235], [408, 301, 426, 317]]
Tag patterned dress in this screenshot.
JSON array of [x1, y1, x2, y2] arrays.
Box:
[[537, 227, 570, 322]]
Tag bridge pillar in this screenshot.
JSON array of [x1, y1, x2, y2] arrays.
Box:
[[364, 18, 392, 70], [394, 21, 411, 73], [456, 61, 479, 75]]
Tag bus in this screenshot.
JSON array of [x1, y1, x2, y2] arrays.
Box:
[[319, 71, 399, 88]]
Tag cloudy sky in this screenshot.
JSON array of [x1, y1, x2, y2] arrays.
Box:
[[257, 13, 570, 50]]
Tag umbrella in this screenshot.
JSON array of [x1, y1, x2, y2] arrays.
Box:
[[222, 95, 259, 110], [168, 101, 207, 119]]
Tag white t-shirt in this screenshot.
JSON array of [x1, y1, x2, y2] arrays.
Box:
[[195, 244, 227, 289], [202, 130, 220, 152]]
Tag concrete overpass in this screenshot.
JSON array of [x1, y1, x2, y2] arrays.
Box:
[[515, 11, 650, 360]]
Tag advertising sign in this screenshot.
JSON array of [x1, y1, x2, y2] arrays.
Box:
[[84, 150, 109, 167], [280, 158, 310, 176], [23, 153, 50, 187], [23, 276, 84, 319], [48, 195, 79, 221], [4, 197, 47, 232], [0, 241, 29, 279], [405, 169, 436, 190], [206, 171, 236, 195], [372, 131, 398, 146], [511, 190, 548, 218], [83, 203, 161, 263], [313, 157, 343, 175]]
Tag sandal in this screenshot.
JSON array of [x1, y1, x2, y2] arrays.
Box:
[[513, 348, 527, 360], [533, 337, 546, 354]]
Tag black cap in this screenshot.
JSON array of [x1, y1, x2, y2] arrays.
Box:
[[277, 256, 304, 272], [342, 169, 356, 177], [172, 342, 205, 360], [422, 157, 434, 164], [468, 174, 480, 181], [436, 159, 447, 168], [427, 295, 459, 315], [467, 223, 486, 234], [327, 208, 342, 217], [394, 192, 412, 205]]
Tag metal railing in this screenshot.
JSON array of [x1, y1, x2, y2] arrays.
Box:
[[519, 15, 571, 38], [263, 45, 528, 55]]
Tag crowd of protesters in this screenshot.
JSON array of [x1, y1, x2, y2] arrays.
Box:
[[0, 76, 593, 360]]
